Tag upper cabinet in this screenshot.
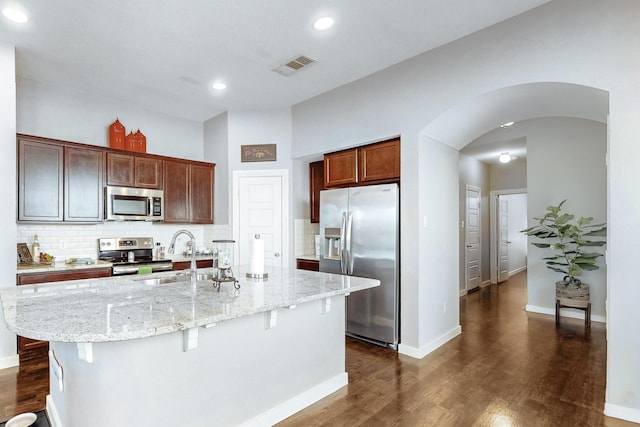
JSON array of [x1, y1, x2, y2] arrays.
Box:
[[18, 136, 103, 223], [358, 138, 400, 183], [17, 134, 215, 225], [106, 152, 163, 189], [164, 160, 214, 224], [309, 161, 324, 223], [18, 138, 64, 221], [324, 149, 358, 188], [64, 147, 104, 222], [324, 138, 400, 188]]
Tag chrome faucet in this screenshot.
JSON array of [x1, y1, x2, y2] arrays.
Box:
[[168, 229, 197, 275]]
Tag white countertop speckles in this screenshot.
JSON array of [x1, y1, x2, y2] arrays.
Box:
[[0, 267, 378, 343]]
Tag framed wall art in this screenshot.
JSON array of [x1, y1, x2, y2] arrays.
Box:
[[241, 144, 277, 162]]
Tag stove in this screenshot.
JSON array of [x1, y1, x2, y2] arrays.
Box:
[[98, 237, 173, 276]]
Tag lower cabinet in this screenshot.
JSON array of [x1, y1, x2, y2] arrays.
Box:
[[296, 258, 319, 272], [172, 259, 214, 270], [16, 267, 112, 354]]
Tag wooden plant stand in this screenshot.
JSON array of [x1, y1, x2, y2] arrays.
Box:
[[555, 281, 591, 328]]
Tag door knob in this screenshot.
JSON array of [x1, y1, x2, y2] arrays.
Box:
[[274, 253, 280, 257]]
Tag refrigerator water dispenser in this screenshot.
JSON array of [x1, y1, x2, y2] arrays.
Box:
[[323, 227, 341, 259]]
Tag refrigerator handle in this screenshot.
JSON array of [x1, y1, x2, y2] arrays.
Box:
[[346, 212, 354, 275], [340, 212, 348, 275]]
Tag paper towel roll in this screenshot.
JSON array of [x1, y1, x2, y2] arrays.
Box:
[[249, 236, 264, 274]]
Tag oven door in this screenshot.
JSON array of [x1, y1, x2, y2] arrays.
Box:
[[105, 186, 164, 221]]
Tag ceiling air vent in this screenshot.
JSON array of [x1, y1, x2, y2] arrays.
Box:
[[273, 55, 316, 76]]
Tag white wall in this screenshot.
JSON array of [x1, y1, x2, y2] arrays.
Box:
[[291, 0, 640, 418], [204, 112, 229, 224], [17, 77, 203, 161], [490, 158, 527, 190], [0, 44, 18, 368], [526, 117, 607, 316]]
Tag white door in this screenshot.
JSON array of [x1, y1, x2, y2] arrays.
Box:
[[233, 170, 289, 271], [497, 196, 510, 283], [465, 185, 481, 291]]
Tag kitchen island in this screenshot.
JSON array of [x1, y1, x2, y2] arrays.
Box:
[[0, 267, 379, 427]]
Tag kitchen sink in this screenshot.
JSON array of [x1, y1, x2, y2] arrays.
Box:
[[134, 276, 182, 286], [135, 272, 216, 286]]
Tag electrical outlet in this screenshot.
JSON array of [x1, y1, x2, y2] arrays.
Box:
[[59, 240, 66, 249]]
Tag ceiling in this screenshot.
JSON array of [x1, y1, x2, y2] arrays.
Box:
[[1, 0, 552, 123]]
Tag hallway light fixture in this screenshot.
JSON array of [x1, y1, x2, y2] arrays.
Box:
[[2, 7, 28, 23], [500, 121, 514, 128], [499, 152, 512, 163], [313, 16, 334, 31]]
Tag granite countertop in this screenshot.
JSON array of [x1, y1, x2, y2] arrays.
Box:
[[297, 255, 320, 261], [0, 266, 378, 343], [16, 260, 114, 274]]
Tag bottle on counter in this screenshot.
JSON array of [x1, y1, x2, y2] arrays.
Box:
[[31, 234, 40, 261]]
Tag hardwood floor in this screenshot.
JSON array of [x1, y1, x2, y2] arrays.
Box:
[[0, 271, 636, 425], [0, 346, 48, 422], [278, 271, 637, 427]]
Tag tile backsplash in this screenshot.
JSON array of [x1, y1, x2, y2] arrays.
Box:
[[17, 222, 230, 262], [294, 219, 320, 257]]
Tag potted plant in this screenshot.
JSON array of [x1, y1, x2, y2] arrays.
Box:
[[521, 200, 606, 308]]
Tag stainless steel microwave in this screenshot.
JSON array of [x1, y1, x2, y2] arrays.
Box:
[[105, 186, 164, 221]]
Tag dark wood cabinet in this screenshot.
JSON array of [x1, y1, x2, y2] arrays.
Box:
[[172, 259, 214, 270], [64, 147, 104, 222], [324, 149, 358, 188], [17, 134, 213, 224], [106, 152, 135, 187], [323, 139, 400, 188], [16, 267, 112, 354], [189, 163, 214, 224], [18, 138, 64, 221], [163, 160, 191, 223], [135, 156, 163, 189], [296, 258, 319, 271], [309, 161, 324, 223], [359, 138, 400, 183], [164, 160, 214, 224], [107, 152, 163, 189]]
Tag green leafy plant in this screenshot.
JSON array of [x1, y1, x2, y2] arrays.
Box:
[[521, 200, 606, 285]]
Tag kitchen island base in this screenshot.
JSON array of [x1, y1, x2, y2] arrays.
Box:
[[45, 296, 346, 427]]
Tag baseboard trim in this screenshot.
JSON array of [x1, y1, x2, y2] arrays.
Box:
[[398, 325, 462, 359], [240, 372, 348, 427], [480, 280, 491, 288], [0, 353, 19, 370], [525, 304, 606, 324], [509, 266, 527, 276], [604, 402, 640, 423], [459, 289, 467, 297], [46, 395, 62, 427]]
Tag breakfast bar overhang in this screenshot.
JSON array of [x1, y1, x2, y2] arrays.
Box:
[[0, 267, 379, 427]]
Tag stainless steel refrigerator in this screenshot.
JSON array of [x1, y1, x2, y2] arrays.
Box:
[[319, 183, 399, 350]]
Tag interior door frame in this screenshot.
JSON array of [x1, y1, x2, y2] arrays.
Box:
[[464, 184, 481, 294], [232, 169, 290, 270], [489, 188, 527, 284]]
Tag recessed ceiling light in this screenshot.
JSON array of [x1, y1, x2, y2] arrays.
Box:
[[499, 153, 512, 163], [2, 7, 28, 23], [212, 82, 227, 91], [500, 121, 514, 128], [313, 16, 334, 31]]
